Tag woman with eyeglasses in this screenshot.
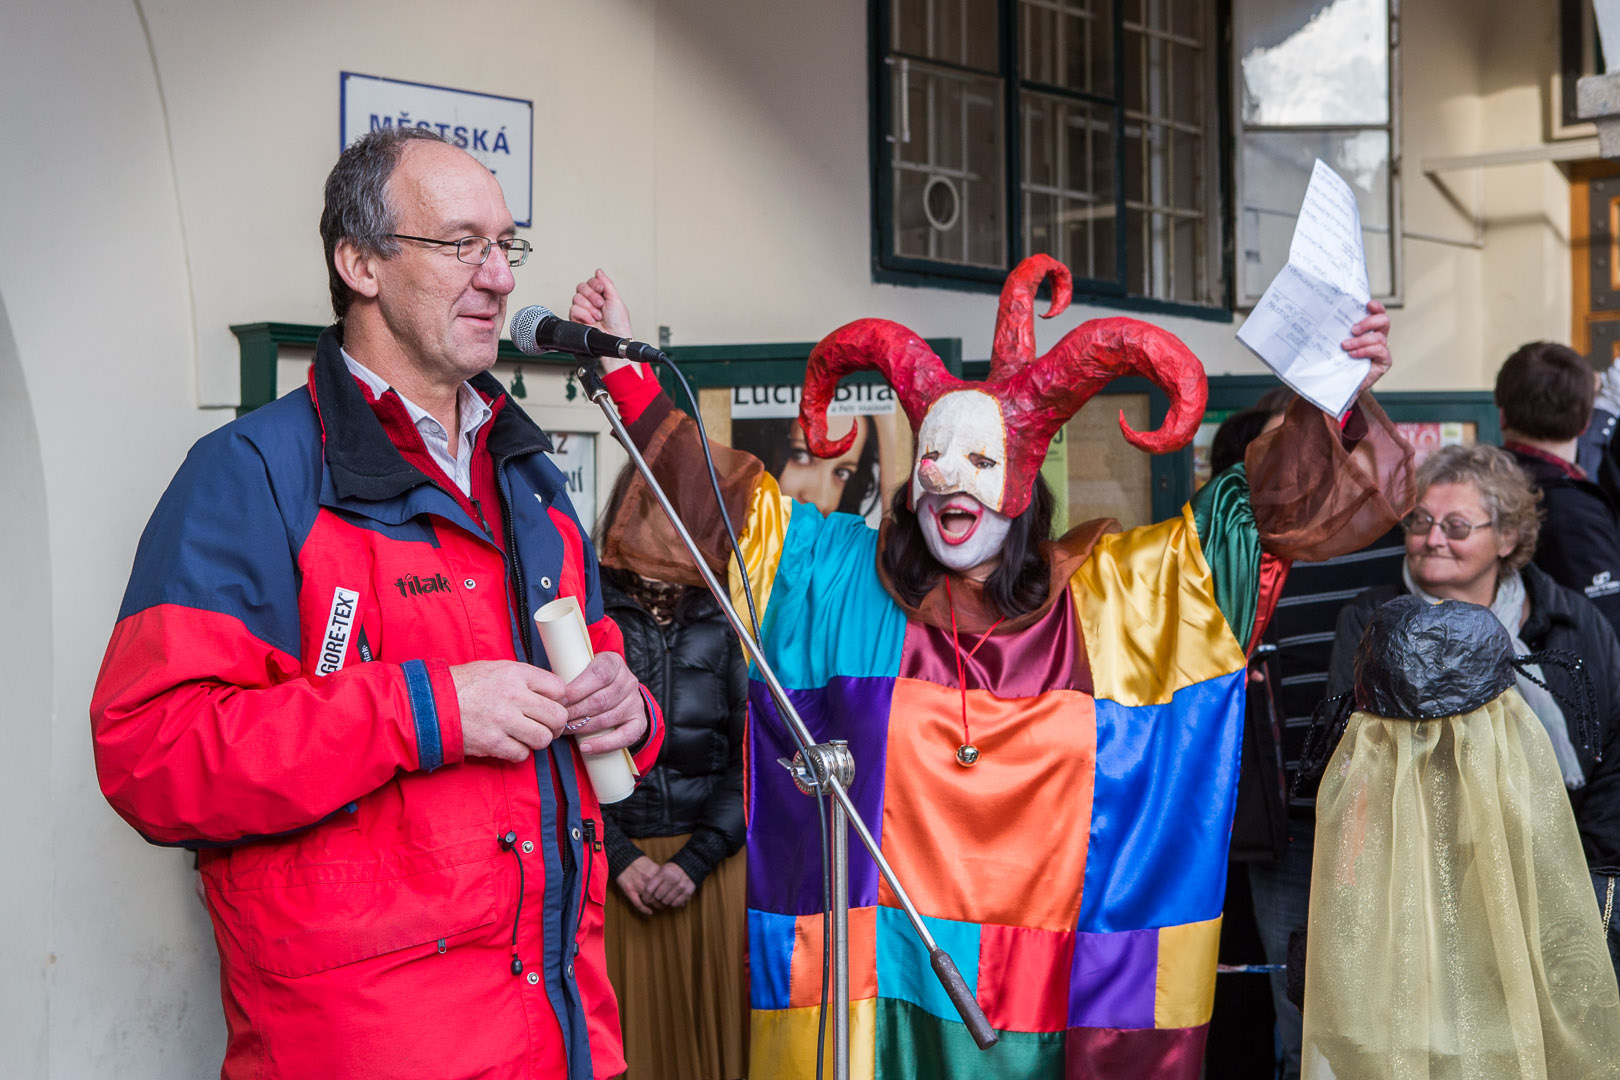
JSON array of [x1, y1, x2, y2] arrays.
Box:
[[1325, 442, 1620, 973]]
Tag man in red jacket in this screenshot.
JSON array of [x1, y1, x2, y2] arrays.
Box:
[[91, 126, 663, 1079]]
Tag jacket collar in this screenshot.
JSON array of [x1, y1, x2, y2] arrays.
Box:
[[310, 325, 552, 503], [1504, 441, 1586, 482]]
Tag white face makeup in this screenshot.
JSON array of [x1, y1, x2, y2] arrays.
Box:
[[910, 390, 1009, 513], [917, 492, 1013, 572]]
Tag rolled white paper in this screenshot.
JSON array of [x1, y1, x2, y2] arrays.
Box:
[[533, 596, 640, 804]]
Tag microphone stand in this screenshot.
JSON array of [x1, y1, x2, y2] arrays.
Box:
[[577, 365, 998, 1077]]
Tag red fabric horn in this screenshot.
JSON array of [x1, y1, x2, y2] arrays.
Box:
[[988, 253, 1072, 382], [991, 316, 1208, 516], [800, 319, 964, 457]]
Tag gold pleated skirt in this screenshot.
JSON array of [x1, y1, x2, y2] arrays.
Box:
[[603, 834, 748, 1080]]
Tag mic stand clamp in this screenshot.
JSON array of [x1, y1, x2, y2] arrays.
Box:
[[575, 364, 998, 1079]]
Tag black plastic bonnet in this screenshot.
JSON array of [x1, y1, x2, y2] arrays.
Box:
[[1352, 595, 1517, 721]]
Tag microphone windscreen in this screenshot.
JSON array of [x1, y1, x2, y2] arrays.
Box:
[[509, 305, 555, 355]]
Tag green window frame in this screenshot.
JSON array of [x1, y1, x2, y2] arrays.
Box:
[[870, 0, 1233, 321]]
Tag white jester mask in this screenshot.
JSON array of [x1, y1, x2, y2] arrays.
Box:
[[910, 389, 1010, 512]]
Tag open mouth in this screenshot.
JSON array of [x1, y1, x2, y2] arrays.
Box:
[[933, 502, 982, 545]]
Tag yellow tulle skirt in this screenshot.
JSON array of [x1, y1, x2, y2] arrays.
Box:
[[1303, 691, 1620, 1079]]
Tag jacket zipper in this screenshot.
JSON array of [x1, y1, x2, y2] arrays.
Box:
[[582, 819, 601, 908]]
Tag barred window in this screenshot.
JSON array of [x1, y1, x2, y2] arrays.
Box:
[[876, 0, 1223, 311]]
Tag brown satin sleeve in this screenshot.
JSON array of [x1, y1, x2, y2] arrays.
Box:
[[598, 394, 766, 585], [1243, 392, 1415, 563]]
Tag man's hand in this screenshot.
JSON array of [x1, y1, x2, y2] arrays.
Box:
[[1344, 299, 1392, 397], [615, 855, 660, 916], [451, 660, 569, 762], [645, 862, 696, 909], [570, 269, 633, 339], [558, 652, 649, 755]]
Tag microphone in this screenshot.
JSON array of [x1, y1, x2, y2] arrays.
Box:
[[509, 305, 666, 365]]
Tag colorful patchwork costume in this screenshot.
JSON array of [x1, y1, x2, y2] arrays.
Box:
[[600, 256, 1411, 1078]]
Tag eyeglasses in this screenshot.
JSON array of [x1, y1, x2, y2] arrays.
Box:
[[1400, 511, 1495, 541], [390, 234, 532, 267]]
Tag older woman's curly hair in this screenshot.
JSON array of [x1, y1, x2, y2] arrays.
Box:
[[1415, 443, 1542, 572]]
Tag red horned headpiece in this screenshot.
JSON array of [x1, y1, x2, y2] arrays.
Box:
[[799, 254, 1208, 518]]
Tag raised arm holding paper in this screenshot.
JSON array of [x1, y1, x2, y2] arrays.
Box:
[[1239, 159, 1391, 416]]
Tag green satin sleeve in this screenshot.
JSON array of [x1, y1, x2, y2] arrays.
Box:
[[1188, 464, 1262, 652]]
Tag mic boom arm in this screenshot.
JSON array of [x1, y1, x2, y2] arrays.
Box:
[[575, 363, 998, 1063]]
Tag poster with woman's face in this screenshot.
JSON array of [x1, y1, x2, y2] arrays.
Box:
[[728, 382, 911, 526]]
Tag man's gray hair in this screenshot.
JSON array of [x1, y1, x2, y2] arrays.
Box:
[[319, 126, 447, 321]]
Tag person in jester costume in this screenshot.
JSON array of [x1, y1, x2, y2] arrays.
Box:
[[571, 255, 1412, 1079]]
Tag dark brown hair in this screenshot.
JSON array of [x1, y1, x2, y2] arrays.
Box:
[[881, 477, 1054, 619], [1494, 341, 1594, 441]]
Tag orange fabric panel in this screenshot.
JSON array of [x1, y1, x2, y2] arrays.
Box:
[[977, 923, 1078, 1033], [876, 678, 1096, 931], [790, 905, 878, 1007]]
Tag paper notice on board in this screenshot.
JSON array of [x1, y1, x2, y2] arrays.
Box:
[[1236, 160, 1372, 418]]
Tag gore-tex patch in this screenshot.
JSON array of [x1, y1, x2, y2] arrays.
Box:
[[317, 586, 361, 674]]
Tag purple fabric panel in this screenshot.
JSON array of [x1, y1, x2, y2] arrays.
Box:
[[745, 674, 894, 915], [898, 592, 1091, 698], [1066, 928, 1158, 1029]]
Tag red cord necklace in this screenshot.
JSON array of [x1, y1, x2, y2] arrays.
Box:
[[943, 575, 1005, 767]]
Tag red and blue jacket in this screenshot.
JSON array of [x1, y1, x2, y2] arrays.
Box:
[[91, 327, 662, 1080]]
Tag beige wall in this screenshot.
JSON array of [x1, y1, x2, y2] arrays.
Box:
[[0, 0, 1585, 1076]]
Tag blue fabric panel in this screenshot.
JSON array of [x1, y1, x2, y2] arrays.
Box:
[[874, 905, 980, 1022], [762, 510, 907, 690], [117, 393, 324, 657], [1076, 670, 1246, 933], [750, 908, 798, 1010], [401, 660, 442, 772]]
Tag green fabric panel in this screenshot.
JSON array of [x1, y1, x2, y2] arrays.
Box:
[[1188, 464, 1262, 653], [875, 998, 1064, 1079]]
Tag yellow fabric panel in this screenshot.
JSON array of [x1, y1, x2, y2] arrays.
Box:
[[1154, 916, 1221, 1029], [750, 997, 877, 1080], [1070, 505, 1246, 707], [727, 471, 794, 641]]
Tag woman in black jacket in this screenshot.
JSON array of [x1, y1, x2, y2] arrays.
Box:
[[597, 562, 748, 1080], [593, 458, 750, 1080], [1326, 444, 1620, 969]]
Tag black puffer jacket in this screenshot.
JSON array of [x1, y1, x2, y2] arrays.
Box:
[[599, 570, 747, 887], [1328, 563, 1620, 868]]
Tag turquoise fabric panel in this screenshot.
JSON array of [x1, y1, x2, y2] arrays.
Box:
[[874, 905, 981, 1023], [762, 510, 908, 689]]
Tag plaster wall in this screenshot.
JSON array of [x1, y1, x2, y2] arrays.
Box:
[[0, 0, 1586, 1076], [0, 3, 227, 1078]]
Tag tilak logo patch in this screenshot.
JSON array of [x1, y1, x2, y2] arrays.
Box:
[[395, 573, 452, 598], [318, 587, 361, 675]]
